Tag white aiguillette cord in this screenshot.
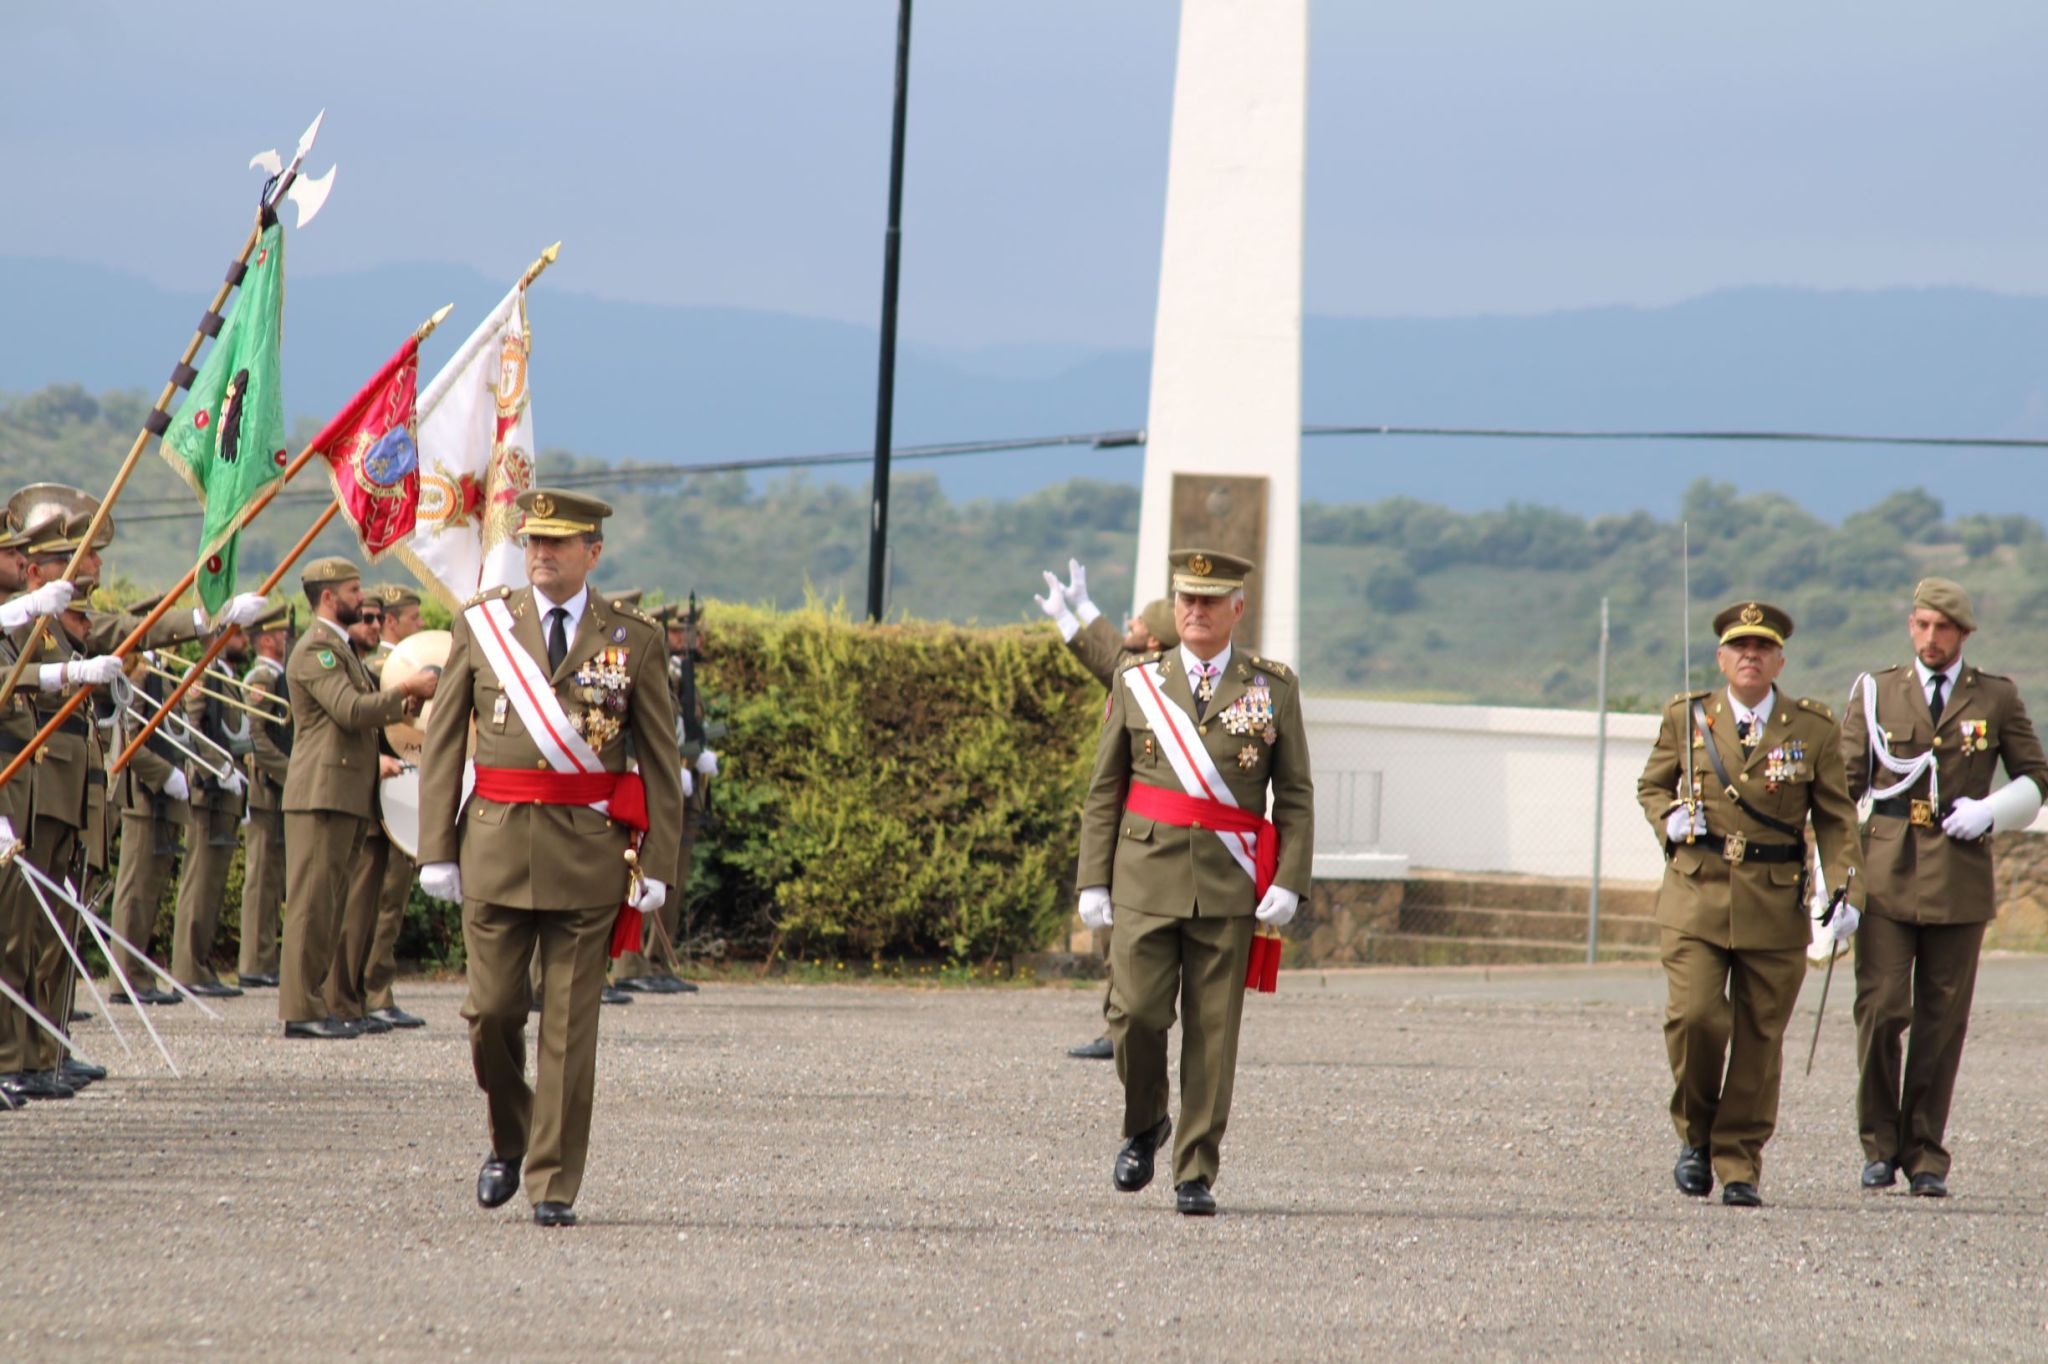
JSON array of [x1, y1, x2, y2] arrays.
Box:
[[1854, 673, 1939, 810]]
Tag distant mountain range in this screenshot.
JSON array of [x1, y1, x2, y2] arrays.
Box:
[[5, 255, 2046, 520]]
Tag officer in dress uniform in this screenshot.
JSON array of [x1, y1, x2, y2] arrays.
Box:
[[236, 601, 294, 989], [1636, 601, 1863, 1206], [278, 557, 435, 1039], [418, 490, 683, 1227], [1840, 577, 2048, 1197], [1076, 549, 1315, 1216], [1035, 562, 1179, 1061], [167, 630, 252, 998]]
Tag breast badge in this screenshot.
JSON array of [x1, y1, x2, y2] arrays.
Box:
[[1237, 744, 1261, 770], [1960, 719, 1990, 753]]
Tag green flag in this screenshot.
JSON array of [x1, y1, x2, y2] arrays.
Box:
[[161, 220, 287, 614]]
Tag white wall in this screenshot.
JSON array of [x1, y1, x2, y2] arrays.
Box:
[[1305, 697, 1668, 881]]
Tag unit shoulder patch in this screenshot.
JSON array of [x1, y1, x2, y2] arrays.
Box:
[[315, 649, 337, 671]]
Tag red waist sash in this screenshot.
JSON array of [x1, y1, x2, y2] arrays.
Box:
[[471, 765, 649, 832], [1125, 779, 1278, 899]]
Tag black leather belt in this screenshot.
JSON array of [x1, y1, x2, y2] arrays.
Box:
[[1871, 796, 1944, 827], [1668, 832, 1805, 865]]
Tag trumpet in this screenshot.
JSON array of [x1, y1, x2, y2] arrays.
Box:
[[108, 674, 238, 785], [139, 653, 290, 725]]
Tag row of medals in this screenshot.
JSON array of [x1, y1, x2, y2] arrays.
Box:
[[1221, 677, 1278, 769], [568, 647, 631, 748]]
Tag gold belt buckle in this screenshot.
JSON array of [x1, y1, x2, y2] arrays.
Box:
[[1910, 799, 1935, 828], [1721, 831, 1747, 865]]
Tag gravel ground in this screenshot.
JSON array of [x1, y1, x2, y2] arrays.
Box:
[[3, 957, 2046, 1362]]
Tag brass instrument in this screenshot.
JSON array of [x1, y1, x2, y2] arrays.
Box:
[[137, 652, 290, 726], [108, 671, 236, 784]]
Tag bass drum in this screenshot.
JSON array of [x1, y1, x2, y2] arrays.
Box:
[[381, 761, 475, 860]]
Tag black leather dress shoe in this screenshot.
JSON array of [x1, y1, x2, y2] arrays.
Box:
[[356, 1014, 394, 1035], [533, 1201, 577, 1227], [1113, 1114, 1172, 1192], [283, 1016, 362, 1040], [613, 975, 662, 993], [1721, 1182, 1762, 1207], [188, 981, 244, 999], [1673, 1145, 1712, 1196], [1068, 1036, 1115, 1060], [237, 973, 280, 989], [369, 1006, 425, 1030], [651, 975, 698, 994], [110, 988, 182, 1006], [1909, 1172, 1949, 1198], [70, 1009, 94, 1023], [1175, 1181, 1217, 1216], [477, 1157, 521, 1209], [1861, 1159, 1897, 1189], [3, 1070, 76, 1100], [60, 1058, 107, 1084], [599, 985, 632, 1006]]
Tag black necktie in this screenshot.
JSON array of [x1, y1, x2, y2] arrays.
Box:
[[1929, 674, 1946, 725], [1736, 717, 1752, 744], [546, 607, 568, 672]]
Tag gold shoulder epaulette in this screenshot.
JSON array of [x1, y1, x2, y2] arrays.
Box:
[[1797, 696, 1834, 720], [1249, 655, 1292, 679], [1117, 652, 1158, 673], [615, 603, 657, 626], [1671, 689, 1710, 704], [460, 585, 512, 609], [1873, 663, 1902, 675], [1971, 666, 2011, 683]]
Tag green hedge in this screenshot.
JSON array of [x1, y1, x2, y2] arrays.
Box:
[[692, 599, 1102, 962]]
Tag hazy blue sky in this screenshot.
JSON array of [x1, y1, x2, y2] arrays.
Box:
[[5, 1, 2045, 349]]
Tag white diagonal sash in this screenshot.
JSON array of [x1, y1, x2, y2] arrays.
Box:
[[1123, 661, 1259, 883], [465, 596, 611, 815]]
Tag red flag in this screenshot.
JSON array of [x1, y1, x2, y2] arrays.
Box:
[[315, 337, 422, 560]]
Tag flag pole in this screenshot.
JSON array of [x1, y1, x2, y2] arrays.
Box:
[[0, 305, 452, 789], [109, 305, 454, 774]]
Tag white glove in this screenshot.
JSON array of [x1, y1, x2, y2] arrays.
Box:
[[1255, 885, 1301, 926], [1665, 804, 1706, 841], [0, 815, 15, 852], [1035, 570, 1081, 639], [680, 768, 695, 799], [419, 861, 463, 903], [220, 769, 246, 798], [1941, 796, 1994, 842], [69, 655, 125, 687], [1826, 902, 1861, 944], [1078, 885, 1112, 930], [695, 749, 720, 778], [1063, 558, 1101, 626], [215, 592, 269, 631], [0, 579, 76, 629], [630, 878, 668, 914], [162, 769, 190, 803]]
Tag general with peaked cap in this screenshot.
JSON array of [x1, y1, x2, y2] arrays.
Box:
[[1076, 547, 1315, 1216], [276, 554, 436, 1039], [416, 486, 683, 1227], [1637, 597, 1864, 1207], [1840, 576, 2048, 1197]]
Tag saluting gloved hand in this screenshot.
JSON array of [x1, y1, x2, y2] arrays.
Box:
[[1078, 885, 1112, 930], [1665, 804, 1706, 841], [1062, 558, 1102, 627], [630, 878, 668, 914], [695, 748, 720, 778], [1034, 570, 1080, 639], [1941, 796, 1995, 841], [1255, 885, 1301, 926], [419, 862, 463, 903], [1826, 902, 1861, 943], [0, 579, 75, 629], [162, 769, 190, 803]]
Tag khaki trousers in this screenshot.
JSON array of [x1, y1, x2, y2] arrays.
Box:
[[1853, 914, 1987, 1179], [170, 801, 239, 987], [368, 846, 415, 1013], [326, 829, 392, 1021], [280, 811, 368, 1024], [0, 817, 79, 1074], [1661, 929, 1808, 1187], [1105, 907, 1255, 1188], [463, 899, 617, 1207], [612, 835, 693, 980], [111, 810, 181, 991], [238, 806, 285, 978]]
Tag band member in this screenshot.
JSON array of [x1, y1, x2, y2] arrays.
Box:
[[417, 490, 682, 1226], [237, 602, 294, 988], [278, 557, 433, 1039], [1637, 601, 1862, 1207], [1841, 578, 2048, 1196], [168, 633, 252, 998], [1077, 549, 1314, 1216]]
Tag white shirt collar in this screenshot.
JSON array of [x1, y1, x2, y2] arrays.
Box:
[[1726, 685, 1775, 730], [533, 584, 590, 639], [1914, 655, 1963, 696], [1181, 641, 1233, 681]]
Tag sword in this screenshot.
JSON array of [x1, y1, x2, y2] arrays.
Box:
[[1680, 522, 1698, 843], [1806, 867, 1855, 1076]]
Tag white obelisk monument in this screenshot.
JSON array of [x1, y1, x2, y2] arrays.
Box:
[[1131, 0, 1307, 668]]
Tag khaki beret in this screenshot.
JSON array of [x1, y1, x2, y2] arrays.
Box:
[[1913, 577, 1976, 633], [1139, 598, 1179, 649], [372, 582, 422, 609], [300, 555, 364, 589]]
